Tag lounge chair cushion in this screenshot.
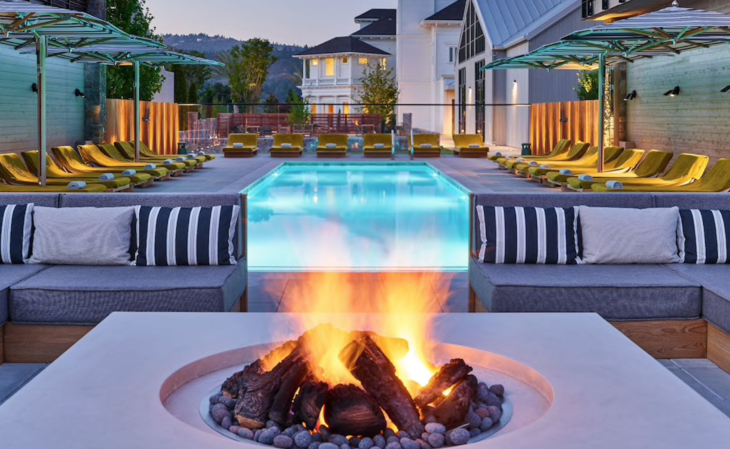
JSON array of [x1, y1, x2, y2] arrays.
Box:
[[678, 209, 730, 264], [664, 265, 730, 334], [469, 258, 702, 320], [9, 263, 247, 325], [0, 265, 48, 326], [0, 204, 34, 264]]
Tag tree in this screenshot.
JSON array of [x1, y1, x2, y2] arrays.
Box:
[[355, 62, 399, 130], [106, 0, 164, 101], [226, 39, 278, 108], [575, 70, 600, 101], [263, 92, 280, 113], [188, 82, 199, 104], [174, 70, 188, 104], [286, 88, 311, 125], [201, 82, 232, 104]]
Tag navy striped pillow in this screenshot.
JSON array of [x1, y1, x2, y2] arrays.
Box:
[[0, 204, 33, 264], [679, 209, 730, 264], [476, 206, 578, 264], [135, 205, 240, 266]]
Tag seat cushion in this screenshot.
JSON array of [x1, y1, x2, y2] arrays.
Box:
[[470, 257, 701, 321], [0, 265, 49, 326], [664, 264, 730, 334], [10, 263, 247, 325]]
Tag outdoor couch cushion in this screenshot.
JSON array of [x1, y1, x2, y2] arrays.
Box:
[[9, 263, 247, 325], [678, 209, 730, 264], [469, 257, 702, 321], [0, 203, 33, 264], [664, 264, 730, 334], [0, 265, 49, 326], [0, 194, 58, 208]]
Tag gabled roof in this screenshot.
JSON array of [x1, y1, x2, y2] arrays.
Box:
[[473, 0, 578, 48], [354, 9, 396, 22], [351, 17, 396, 37], [425, 0, 467, 22], [295, 36, 390, 57]]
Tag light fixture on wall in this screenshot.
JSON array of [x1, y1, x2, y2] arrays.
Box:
[[31, 83, 38, 93], [75, 88, 86, 98], [624, 90, 637, 101], [721, 85, 730, 93], [664, 86, 681, 97]]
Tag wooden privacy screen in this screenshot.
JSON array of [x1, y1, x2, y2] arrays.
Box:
[[530, 100, 599, 155], [106, 99, 179, 155]]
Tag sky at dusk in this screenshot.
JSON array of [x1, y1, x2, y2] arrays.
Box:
[[145, 0, 397, 45]]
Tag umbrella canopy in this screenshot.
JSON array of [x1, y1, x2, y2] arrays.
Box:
[[0, 1, 164, 186]]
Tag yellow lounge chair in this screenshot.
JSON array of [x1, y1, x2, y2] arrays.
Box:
[[317, 134, 348, 158], [98, 144, 183, 176], [224, 134, 259, 158], [412, 134, 441, 158], [454, 135, 489, 158], [21, 151, 133, 192], [543, 149, 646, 187], [0, 153, 118, 192], [79, 144, 178, 178], [603, 159, 730, 193], [513, 142, 591, 175], [526, 146, 623, 181], [591, 154, 710, 192], [495, 139, 571, 167], [138, 141, 206, 166], [52, 146, 162, 185], [564, 150, 674, 192], [270, 134, 304, 158], [113, 142, 191, 172], [364, 134, 393, 158], [0, 182, 106, 193]]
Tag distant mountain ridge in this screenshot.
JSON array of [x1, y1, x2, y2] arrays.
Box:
[[162, 34, 309, 102]]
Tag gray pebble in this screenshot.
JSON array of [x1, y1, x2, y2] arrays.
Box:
[[485, 393, 502, 407], [221, 416, 232, 430], [350, 437, 361, 447], [489, 384, 505, 397], [486, 406, 502, 423], [269, 427, 282, 437], [359, 437, 375, 449], [427, 434, 444, 448], [229, 425, 242, 433], [424, 415, 438, 424], [210, 402, 227, 414], [385, 443, 402, 449], [275, 435, 295, 449], [341, 444, 350, 449], [320, 426, 331, 441], [267, 420, 281, 429], [295, 431, 313, 448], [476, 387, 490, 402], [424, 423, 446, 435], [384, 429, 397, 439], [209, 394, 223, 405], [416, 439, 431, 449], [319, 443, 339, 449], [478, 382, 488, 389], [475, 408, 491, 420], [309, 443, 322, 449], [294, 424, 307, 433], [480, 418, 494, 432], [238, 428, 255, 440], [283, 427, 297, 437], [400, 438, 420, 449], [421, 433, 430, 442], [219, 396, 237, 409], [387, 436, 400, 445], [397, 431, 411, 440], [466, 411, 481, 430], [448, 428, 470, 446], [212, 408, 230, 424], [373, 434, 386, 448], [468, 428, 481, 438], [259, 430, 277, 445], [255, 430, 264, 442], [313, 433, 323, 442], [329, 435, 348, 447]]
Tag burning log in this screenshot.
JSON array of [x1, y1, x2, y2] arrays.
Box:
[[235, 347, 310, 429], [340, 335, 425, 438], [355, 331, 410, 361], [292, 376, 330, 429], [324, 384, 387, 436], [433, 375, 478, 429], [222, 361, 265, 399], [414, 359, 473, 408], [269, 358, 310, 425]]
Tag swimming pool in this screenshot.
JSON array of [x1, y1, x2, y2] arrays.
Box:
[[243, 163, 470, 271]]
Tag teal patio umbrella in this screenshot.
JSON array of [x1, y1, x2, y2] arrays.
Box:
[[0, 2, 164, 185]]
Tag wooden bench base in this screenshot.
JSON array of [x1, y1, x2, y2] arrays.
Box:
[[709, 324, 730, 375]]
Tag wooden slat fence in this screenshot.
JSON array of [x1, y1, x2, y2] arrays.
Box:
[[106, 99, 179, 155], [531, 100, 599, 155], [215, 113, 382, 137]]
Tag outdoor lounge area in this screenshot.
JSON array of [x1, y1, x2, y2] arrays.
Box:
[[4, 0, 730, 448]]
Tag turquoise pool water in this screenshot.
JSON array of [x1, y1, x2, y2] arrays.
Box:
[[244, 163, 470, 271]]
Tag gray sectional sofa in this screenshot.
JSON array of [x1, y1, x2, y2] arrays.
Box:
[[0, 193, 248, 364], [469, 193, 730, 372]]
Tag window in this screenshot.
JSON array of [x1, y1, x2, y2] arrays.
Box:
[[458, 0, 485, 63], [311, 59, 319, 66], [305, 60, 311, 79], [475, 60, 486, 138], [342, 57, 349, 64], [325, 58, 335, 77], [344, 102, 350, 114], [359, 57, 369, 65], [449, 46, 457, 63], [458, 67, 466, 133], [582, 0, 594, 18], [380, 58, 387, 69]]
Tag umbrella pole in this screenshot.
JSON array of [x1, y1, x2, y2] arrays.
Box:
[[36, 36, 48, 186], [134, 60, 141, 162], [597, 53, 606, 173]]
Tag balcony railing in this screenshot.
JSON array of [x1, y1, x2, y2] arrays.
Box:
[[303, 78, 359, 87], [34, 0, 89, 12]]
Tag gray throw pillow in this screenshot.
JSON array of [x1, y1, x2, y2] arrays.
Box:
[[578, 206, 681, 264], [30, 206, 135, 266]]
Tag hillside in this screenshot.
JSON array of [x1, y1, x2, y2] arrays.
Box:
[[163, 34, 308, 102]]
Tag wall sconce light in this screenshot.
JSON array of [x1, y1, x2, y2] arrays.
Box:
[[513, 80, 517, 84], [624, 90, 637, 101], [663, 86, 680, 97], [75, 88, 86, 98], [31, 83, 38, 93], [721, 85, 730, 93]]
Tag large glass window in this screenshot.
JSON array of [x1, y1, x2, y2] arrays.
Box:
[[325, 58, 335, 77], [475, 60, 486, 138], [458, 67, 466, 133], [305, 60, 311, 79], [458, 0, 485, 63]]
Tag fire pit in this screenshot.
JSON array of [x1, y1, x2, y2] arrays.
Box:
[[202, 324, 512, 448]]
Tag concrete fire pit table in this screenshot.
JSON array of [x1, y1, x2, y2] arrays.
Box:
[[0, 313, 729, 448]]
